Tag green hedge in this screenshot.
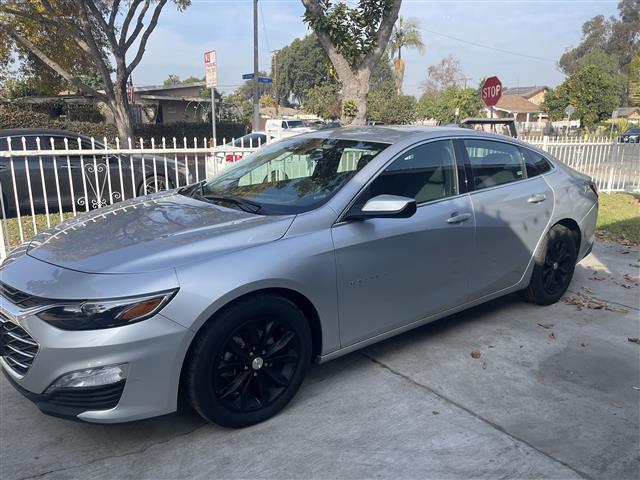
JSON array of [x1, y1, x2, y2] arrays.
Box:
[[0, 104, 247, 143]]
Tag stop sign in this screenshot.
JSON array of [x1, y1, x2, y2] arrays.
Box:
[[481, 76, 502, 107]]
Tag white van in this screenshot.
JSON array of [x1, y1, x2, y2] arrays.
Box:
[[265, 118, 313, 140]]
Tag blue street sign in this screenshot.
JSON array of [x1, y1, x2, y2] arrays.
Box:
[[258, 77, 273, 84], [242, 73, 254, 80]]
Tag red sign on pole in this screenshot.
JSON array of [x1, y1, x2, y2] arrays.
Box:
[[481, 76, 502, 107], [204, 50, 217, 89], [127, 80, 135, 104]]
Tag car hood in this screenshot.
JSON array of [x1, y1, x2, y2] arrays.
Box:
[[26, 191, 295, 274]]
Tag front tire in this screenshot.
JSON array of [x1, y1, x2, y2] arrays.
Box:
[[185, 295, 311, 428], [137, 175, 171, 196], [522, 224, 578, 305]]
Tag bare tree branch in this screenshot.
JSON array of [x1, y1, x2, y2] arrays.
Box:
[[119, 0, 144, 47], [0, 21, 107, 101], [124, 0, 151, 50], [83, 0, 119, 50], [73, 0, 115, 95], [127, 0, 168, 72], [109, 0, 122, 29]]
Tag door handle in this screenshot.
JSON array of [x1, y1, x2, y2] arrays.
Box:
[[447, 212, 472, 224], [527, 193, 547, 204]]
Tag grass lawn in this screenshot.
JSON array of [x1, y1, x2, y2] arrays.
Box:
[[4, 212, 75, 246], [2, 193, 639, 248], [595, 192, 640, 246]]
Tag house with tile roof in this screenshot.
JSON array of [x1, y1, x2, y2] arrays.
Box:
[[484, 94, 549, 133], [502, 86, 550, 105]]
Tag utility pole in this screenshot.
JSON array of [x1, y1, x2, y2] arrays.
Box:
[[253, 0, 260, 131], [272, 49, 280, 116]]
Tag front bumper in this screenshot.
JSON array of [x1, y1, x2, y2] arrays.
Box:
[[1, 301, 194, 423], [3, 370, 126, 420]]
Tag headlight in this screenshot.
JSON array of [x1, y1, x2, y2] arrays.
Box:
[[36, 290, 177, 331]]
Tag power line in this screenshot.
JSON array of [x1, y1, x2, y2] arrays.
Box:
[[420, 27, 557, 63], [259, 0, 272, 59]]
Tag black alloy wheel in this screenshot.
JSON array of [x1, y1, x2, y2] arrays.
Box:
[[522, 224, 578, 305], [185, 295, 311, 428], [541, 235, 573, 296], [214, 318, 300, 413]]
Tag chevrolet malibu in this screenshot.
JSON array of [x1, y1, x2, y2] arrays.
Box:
[[0, 127, 598, 428]]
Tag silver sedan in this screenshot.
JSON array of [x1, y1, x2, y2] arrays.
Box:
[[0, 127, 598, 427]]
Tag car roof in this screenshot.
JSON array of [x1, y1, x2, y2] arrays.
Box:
[[300, 125, 523, 145], [0, 128, 86, 138]]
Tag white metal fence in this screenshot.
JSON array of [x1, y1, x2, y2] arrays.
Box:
[[522, 136, 640, 193], [0, 133, 638, 261], [0, 135, 264, 260]]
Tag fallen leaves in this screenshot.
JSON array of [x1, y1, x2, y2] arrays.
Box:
[[562, 291, 629, 314], [588, 271, 606, 281], [537, 323, 555, 329], [628, 337, 640, 345], [470, 349, 481, 359]]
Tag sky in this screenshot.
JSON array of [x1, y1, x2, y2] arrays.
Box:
[[132, 0, 621, 97]]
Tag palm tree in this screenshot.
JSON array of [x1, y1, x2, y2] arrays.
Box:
[[389, 17, 426, 94]]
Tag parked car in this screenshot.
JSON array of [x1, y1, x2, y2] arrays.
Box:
[[207, 132, 274, 169], [0, 129, 191, 215], [618, 128, 640, 143], [301, 119, 325, 130], [264, 118, 313, 139], [0, 127, 598, 428]]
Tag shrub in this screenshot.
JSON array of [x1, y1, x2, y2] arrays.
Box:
[[0, 104, 248, 144]]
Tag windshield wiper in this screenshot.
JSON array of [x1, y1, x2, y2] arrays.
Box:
[[200, 193, 263, 214]]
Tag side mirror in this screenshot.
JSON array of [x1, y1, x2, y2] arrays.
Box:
[[359, 194, 417, 219]]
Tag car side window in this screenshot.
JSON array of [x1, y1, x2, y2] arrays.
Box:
[[360, 140, 459, 205], [522, 148, 552, 177], [281, 121, 288, 129], [464, 139, 525, 190]]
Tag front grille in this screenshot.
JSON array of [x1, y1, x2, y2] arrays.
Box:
[[0, 313, 39, 376], [0, 282, 42, 309]]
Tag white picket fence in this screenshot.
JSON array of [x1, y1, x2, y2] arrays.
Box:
[[0, 133, 638, 261], [522, 136, 640, 193], [0, 135, 265, 260]]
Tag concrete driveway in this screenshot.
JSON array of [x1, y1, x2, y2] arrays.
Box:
[[1, 241, 638, 480]]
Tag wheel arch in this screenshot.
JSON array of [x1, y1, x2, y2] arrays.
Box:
[[553, 218, 581, 252], [177, 287, 324, 403]]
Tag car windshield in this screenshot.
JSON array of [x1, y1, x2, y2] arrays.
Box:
[[626, 128, 640, 134], [285, 120, 304, 128], [198, 136, 389, 215]]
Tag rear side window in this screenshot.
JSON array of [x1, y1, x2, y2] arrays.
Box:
[[464, 139, 525, 190], [522, 148, 552, 177]]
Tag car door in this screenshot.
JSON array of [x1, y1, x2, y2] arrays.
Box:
[[332, 139, 474, 347], [462, 138, 554, 300]]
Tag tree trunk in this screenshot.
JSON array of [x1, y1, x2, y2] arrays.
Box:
[[109, 78, 134, 144], [341, 71, 370, 126]]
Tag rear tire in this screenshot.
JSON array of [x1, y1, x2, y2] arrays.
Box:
[[522, 224, 578, 305], [185, 295, 311, 428]]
